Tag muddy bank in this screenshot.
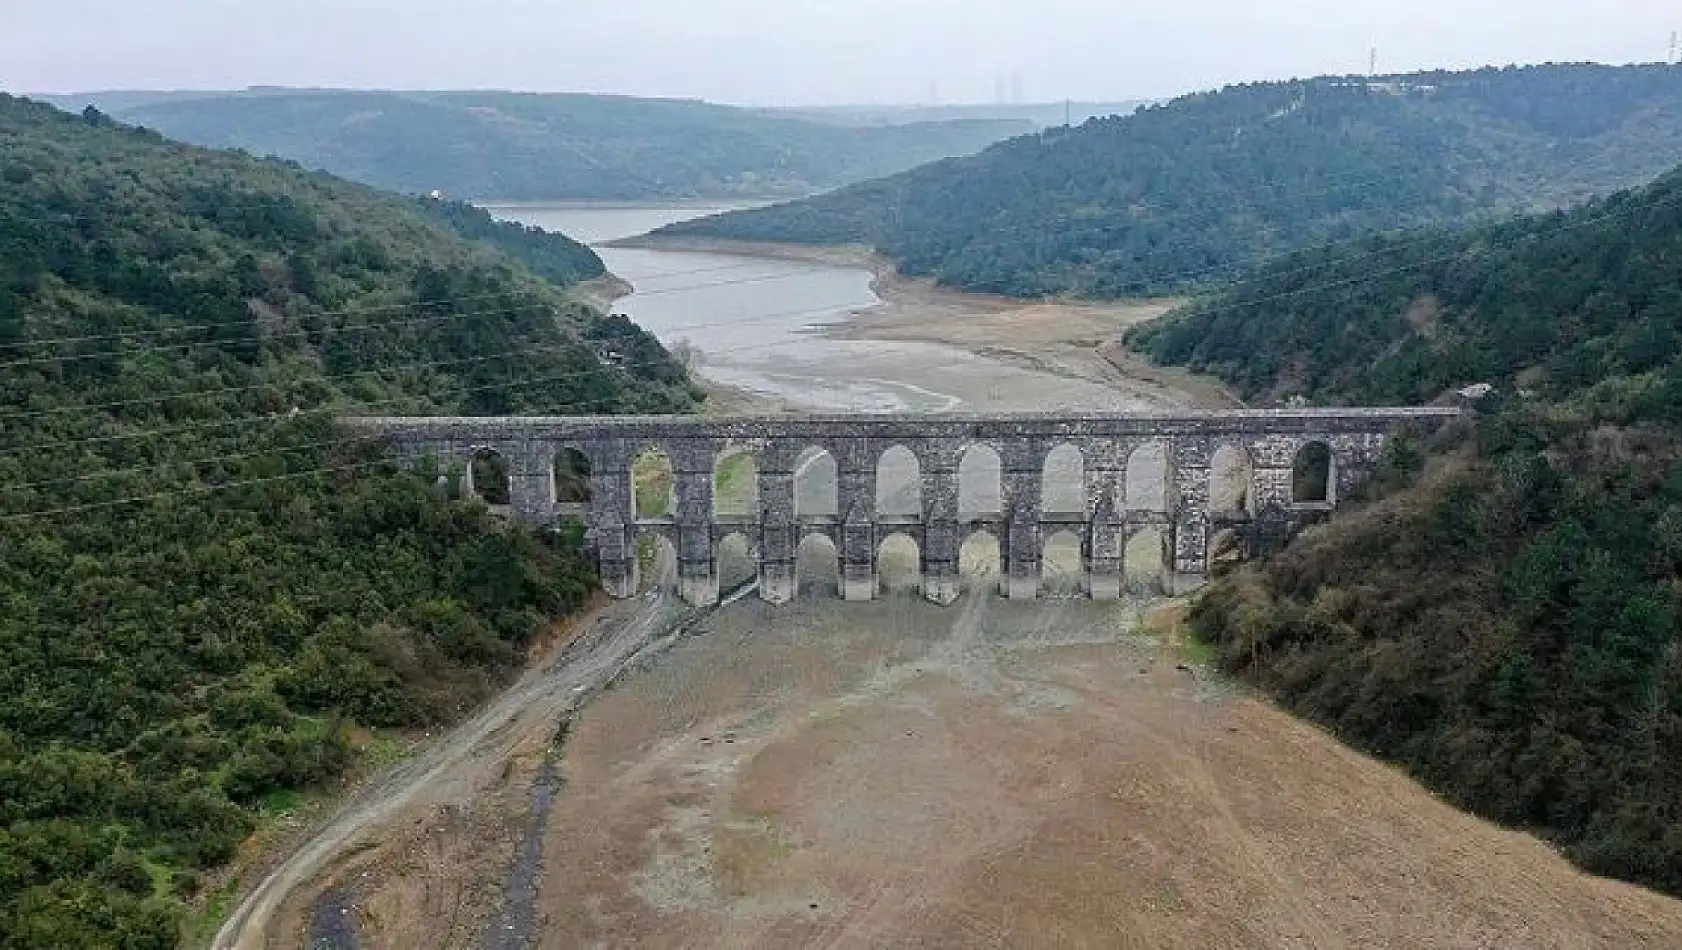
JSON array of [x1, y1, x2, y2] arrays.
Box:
[[612, 234, 1240, 412], [574, 273, 634, 313]]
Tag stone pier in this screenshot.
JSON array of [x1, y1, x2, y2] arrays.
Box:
[[348, 409, 1458, 607]]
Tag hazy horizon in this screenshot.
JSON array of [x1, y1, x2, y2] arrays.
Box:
[[7, 0, 1681, 106]]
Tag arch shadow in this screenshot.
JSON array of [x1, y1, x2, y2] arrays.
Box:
[[632, 445, 675, 520], [1042, 528, 1085, 596], [959, 444, 1003, 519], [877, 532, 922, 595], [795, 447, 839, 519], [554, 447, 592, 506], [796, 533, 840, 599], [1210, 444, 1253, 516], [469, 448, 511, 507], [714, 447, 759, 519], [1042, 444, 1087, 517], [1125, 527, 1167, 595], [716, 531, 757, 594], [1126, 443, 1170, 512], [959, 530, 1003, 595], [1293, 442, 1336, 505], [876, 445, 922, 520]]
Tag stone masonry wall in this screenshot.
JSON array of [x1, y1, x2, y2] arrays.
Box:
[[347, 409, 1458, 606]]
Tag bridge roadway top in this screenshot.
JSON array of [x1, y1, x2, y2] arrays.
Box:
[[348, 407, 1461, 441]]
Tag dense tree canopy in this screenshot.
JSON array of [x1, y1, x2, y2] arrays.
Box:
[[0, 94, 694, 945], [1132, 151, 1682, 897], [662, 64, 1682, 297], [1129, 164, 1682, 408], [52, 90, 1033, 202]]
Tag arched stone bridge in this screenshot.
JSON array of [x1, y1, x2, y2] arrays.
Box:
[[349, 409, 1458, 607]]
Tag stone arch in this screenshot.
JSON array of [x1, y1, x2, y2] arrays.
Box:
[[468, 448, 511, 506], [1125, 527, 1167, 593], [714, 446, 759, 519], [1209, 527, 1246, 576], [795, 447, 839, 519], [877, 532, 922, 594], [796, 533, 840, 599], [631, 445, 675, 519], [1041, 444, 1087, 516], [875, 445, 922, 519], [1292, 441, 1336, 505], [554, 447, 592, 505], [638, 534, 678, 595], [959, 530, 1002, 593], [715, 531, 757, 594], [1126, 442, 1170, 512], [1042, 529, 1085, 596], [958, 443, 1003, 518], [1210, 445, 1253, 515]]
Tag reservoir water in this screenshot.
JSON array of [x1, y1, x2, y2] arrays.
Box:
[[485, 204, 1143, 413]]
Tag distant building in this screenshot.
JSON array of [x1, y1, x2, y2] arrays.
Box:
[[1325, 79, 1440, 97]]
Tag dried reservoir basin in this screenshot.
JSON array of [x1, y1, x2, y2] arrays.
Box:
[[531, 595, 1682, 949]]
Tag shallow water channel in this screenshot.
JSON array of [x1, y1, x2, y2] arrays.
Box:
[[484, 204, 1142, 413]]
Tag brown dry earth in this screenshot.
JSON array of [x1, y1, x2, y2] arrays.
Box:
[[217, 240, 1682, 949], [531, 595, 1682, 949]]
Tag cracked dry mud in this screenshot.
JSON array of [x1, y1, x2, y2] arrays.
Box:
[[521, 594, 1682, 949]]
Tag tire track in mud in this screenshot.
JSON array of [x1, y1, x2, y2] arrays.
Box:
[[478, 581, 761, 950], [481, 756, 563, 950], [306, 889, 359, 949]]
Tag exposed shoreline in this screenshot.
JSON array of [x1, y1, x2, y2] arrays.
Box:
[[605, 234, 1243, 412]]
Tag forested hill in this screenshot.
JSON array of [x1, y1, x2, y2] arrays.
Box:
[[0, 95, 693, 945], [1128, 163, 1682, 408], [1131, 163, 1682, 896], [656, 63, 1682, 297], [48, 89, 1032, 202]]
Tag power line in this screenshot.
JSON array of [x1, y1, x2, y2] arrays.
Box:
[[0, 257, 778, 355], [8, 153, 1677, 479], [2, 152, 1581, 367], [9, 180, 1674, 501], [0, 256, 852, 371], [1167, 182, 1682, 321], [0, 456, 417, 525], [7, 174, 1670, 461], [0, 301, 867, 423]]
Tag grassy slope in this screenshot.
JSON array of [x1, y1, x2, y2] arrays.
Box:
[[659, 64, 1682, 298], [0, 95, 694, 945], [63, 90, 1033, 202], [1131, 162, 1682, 896]]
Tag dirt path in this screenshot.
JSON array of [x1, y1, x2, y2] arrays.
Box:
[[212, 559, 687, 950]]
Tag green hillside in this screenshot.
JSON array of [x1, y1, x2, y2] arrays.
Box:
[[1132, 164, 1682, 895], [1128, 164, 1682, 408], [657, 64, 1682, 297], [53, 89, 1032, 202], [0, 95, 693, 945]]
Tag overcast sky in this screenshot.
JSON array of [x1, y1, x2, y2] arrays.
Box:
[[7, 0, 1681, 105]]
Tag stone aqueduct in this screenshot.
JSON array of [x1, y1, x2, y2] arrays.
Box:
[[350, 409, 1459, 607]]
